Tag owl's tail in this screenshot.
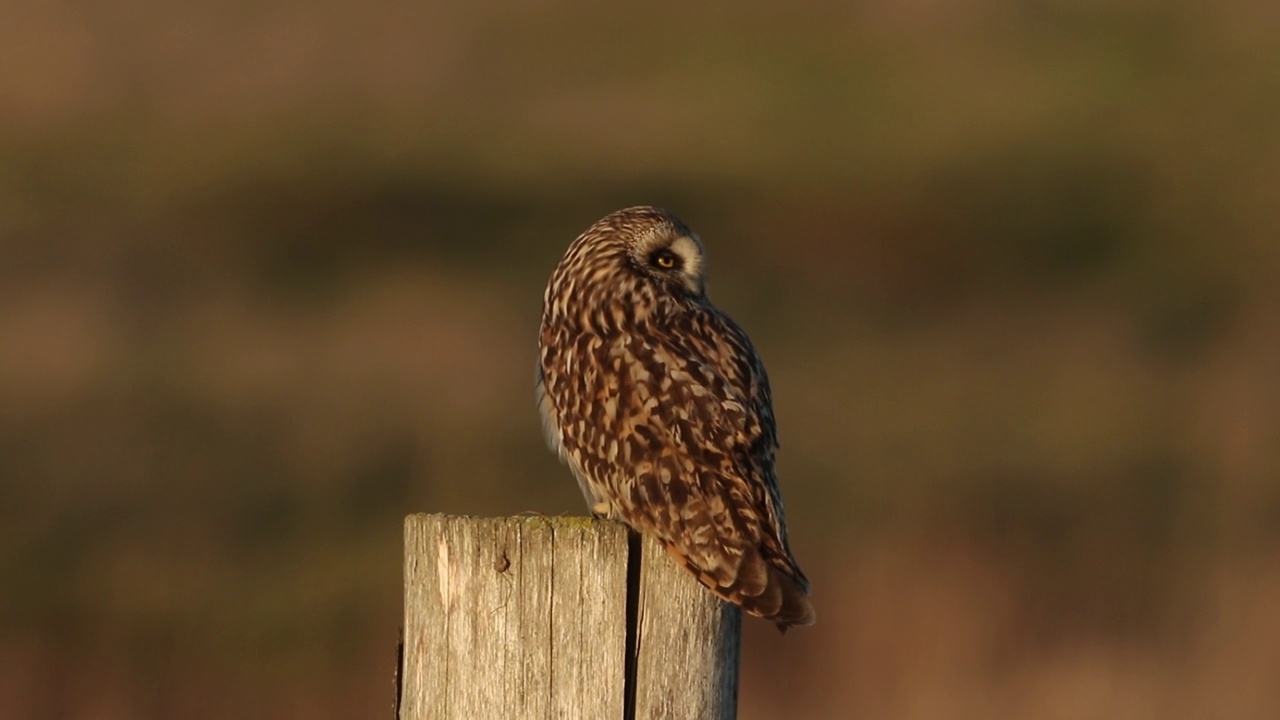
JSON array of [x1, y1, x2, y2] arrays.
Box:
[[663, 542, 816, 633]]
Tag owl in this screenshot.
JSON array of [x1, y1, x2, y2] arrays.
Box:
[[536, 206, 814, 631]]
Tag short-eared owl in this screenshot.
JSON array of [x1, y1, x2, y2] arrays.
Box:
[[536, 206, 814, 630]]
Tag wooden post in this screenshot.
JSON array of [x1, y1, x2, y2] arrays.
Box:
[[632, 539, 741, 719], [400, 514, 741, 720]]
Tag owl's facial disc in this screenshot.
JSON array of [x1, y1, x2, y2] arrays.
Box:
[[638, 233, 705, 296]]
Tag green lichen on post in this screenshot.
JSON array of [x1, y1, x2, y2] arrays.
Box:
[[513, 514, 617, 532]]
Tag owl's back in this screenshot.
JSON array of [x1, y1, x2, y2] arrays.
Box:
[[539, 299, 813, 629]]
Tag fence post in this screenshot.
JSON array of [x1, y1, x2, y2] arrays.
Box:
[[400, 513, 741, 720], [632, 535, 741, 719]]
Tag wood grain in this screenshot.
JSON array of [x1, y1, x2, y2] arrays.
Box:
[[633, 533, 742, 720], [401, 514, 741, 719]]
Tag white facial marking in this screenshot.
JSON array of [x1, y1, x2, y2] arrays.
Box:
[[668, 235, 703, 280]]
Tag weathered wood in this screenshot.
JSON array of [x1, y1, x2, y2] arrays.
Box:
[[401, 513, 742, 720], [633, 533, 742, 720], [402, 514, 629, 720]]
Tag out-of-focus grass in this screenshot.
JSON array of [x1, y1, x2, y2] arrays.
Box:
[[2, 1, 1279, 718]]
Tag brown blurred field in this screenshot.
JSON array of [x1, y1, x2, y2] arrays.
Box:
[[3, 2, 1279, 718]]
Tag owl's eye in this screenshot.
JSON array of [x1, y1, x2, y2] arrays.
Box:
[[651, 249, 680, 270]]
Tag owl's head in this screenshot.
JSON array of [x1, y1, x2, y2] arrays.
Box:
[[610, 206, 707, 298], [545, 206, 710, 331]]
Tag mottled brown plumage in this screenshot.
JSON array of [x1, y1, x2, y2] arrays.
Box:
[[536, 206, 814, 631]]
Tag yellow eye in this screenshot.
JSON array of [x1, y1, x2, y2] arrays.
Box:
[[652, 250, 678, 269]]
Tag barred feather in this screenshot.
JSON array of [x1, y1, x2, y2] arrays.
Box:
[[537, 206, 814, 631]]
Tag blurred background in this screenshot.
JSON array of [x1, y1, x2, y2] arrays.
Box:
[[2, 1, 1279, 718]]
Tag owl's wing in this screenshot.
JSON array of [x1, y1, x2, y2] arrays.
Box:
[[617, 309, 814, 630], [538, 357, 607, 513], [535, 362, 561, 455]]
